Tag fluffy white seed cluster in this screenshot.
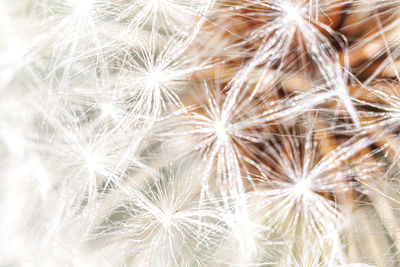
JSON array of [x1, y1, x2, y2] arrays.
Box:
[[1, 0, 400, 266]]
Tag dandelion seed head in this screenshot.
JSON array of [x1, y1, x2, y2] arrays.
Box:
[[83, 148, 102, 175], [214, 119, 230, 144], [158, 210, 174, 229], [281, 1, 305, 25], [3, 0, 400, 265], [146, 69, 167, 90], [292, 178, 312, 199]]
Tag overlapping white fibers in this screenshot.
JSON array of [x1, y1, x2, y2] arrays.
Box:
[[1, 0, 400, 266]]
